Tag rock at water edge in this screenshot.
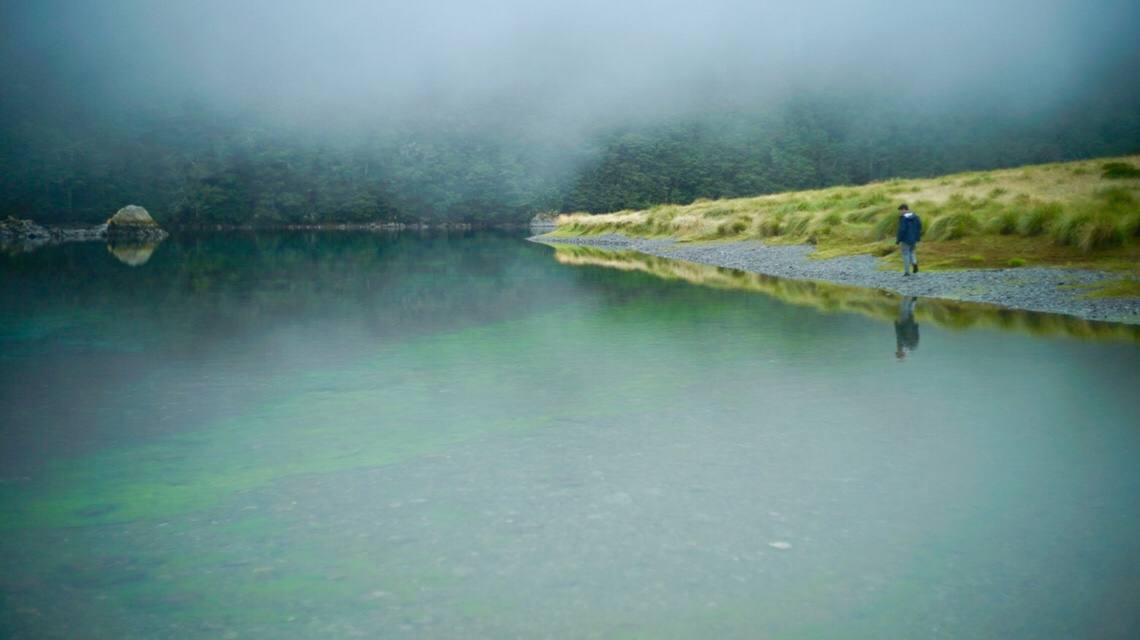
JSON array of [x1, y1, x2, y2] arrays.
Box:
[[108, 205, 158, 227]]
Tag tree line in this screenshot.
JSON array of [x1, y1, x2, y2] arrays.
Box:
[[1, 68, 1138, 226]]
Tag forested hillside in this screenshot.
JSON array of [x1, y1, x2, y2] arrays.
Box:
[[563, 70, 1140, 213], [2, 59, 1138, 226]]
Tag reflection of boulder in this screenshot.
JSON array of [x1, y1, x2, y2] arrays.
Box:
[[108, 242, 158, 266], [107, 205, 169, 241]]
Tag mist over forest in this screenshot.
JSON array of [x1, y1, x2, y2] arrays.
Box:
[[2, 0, 1139, 225]]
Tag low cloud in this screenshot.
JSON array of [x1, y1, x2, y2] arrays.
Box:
[[5, 0, 1140, 130]]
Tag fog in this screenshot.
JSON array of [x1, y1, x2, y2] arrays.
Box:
[[6, 0, 1139, 131], [2, 0, 1139, 224]]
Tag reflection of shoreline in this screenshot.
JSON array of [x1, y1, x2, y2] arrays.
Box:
[[534, 233, 1140, 325], [1, 226, 166, 265], [3, 239, 164, 265], [552, 245, 1140, 341]]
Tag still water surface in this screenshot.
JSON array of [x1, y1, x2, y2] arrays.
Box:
[[1, 232, 1138, 639]]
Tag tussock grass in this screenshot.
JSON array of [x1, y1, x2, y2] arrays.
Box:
[[987, 208, 1023, 235], [1102, 162, 1140, 179], [871, 212, 899, 239], [552, 155, 1140, 276], [1018, 203, 1062, 237], [928, 211, 983, 241], [1052, 210, 1124, 251]]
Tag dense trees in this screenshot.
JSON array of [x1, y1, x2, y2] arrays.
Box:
[[563, 85, 1140, 214], [0, 84, 576, 225], [1, 64, 1139, 225]]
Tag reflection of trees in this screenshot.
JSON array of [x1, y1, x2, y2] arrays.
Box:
[[0, 231, 575, 357], [0, 231, 578, 483], [552, 245, 1140, 341]]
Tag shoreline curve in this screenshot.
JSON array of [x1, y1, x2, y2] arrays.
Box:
[[530, 233, 1140, 325]]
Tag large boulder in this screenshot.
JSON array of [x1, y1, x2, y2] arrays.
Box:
[[108, 205, 158, 227], [106, 205, 168, 240]]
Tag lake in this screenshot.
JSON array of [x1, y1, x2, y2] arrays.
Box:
[[2, 231, 1138, 639]]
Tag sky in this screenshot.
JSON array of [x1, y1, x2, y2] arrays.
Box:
[[3, 0, 1139, 131]]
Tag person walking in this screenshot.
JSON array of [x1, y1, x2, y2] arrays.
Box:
[[896, 204, 922, 275]]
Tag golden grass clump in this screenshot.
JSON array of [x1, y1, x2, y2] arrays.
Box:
[[1018, 203, 1062, 237], [927, 211, 983, 241], [1052, 210, 1125, 252], [987, 208, 1023, 235]]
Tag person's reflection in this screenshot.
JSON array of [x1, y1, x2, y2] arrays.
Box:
[[895, 296, 920, 360]]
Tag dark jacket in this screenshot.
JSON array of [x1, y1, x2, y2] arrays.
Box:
[[896, 211, 922, 244]]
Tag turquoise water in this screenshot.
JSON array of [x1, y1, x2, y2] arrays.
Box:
[[1, 232, 1138, 639]]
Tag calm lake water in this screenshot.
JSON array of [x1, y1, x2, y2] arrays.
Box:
[[1, 231, 1138, 639]]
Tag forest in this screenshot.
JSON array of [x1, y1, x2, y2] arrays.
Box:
[[2, 55, 1138, 227]]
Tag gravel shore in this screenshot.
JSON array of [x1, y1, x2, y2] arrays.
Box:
[[531, 233, 1140, 325]]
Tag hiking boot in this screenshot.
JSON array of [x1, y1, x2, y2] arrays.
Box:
[[913, 263, 919, 273]]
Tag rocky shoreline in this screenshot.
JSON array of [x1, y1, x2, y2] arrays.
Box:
[[2, 205, 170, 249], [530, 233, 1140, 325]]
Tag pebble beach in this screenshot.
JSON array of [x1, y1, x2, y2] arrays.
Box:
[[531, 233, 1140, 325]]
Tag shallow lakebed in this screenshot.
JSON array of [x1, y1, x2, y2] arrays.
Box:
[[2, 231, 1138, 639]]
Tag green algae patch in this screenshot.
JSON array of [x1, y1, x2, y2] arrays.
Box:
[[1064, 276, 1140, 299], [0, 309, 698, 531]]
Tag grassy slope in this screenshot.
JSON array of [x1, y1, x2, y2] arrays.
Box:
[[551, 156, 1140, 293]]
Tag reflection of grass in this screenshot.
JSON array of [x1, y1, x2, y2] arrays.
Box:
[[550, 155, 1140, 275], [552, 245, 1140, 340]]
